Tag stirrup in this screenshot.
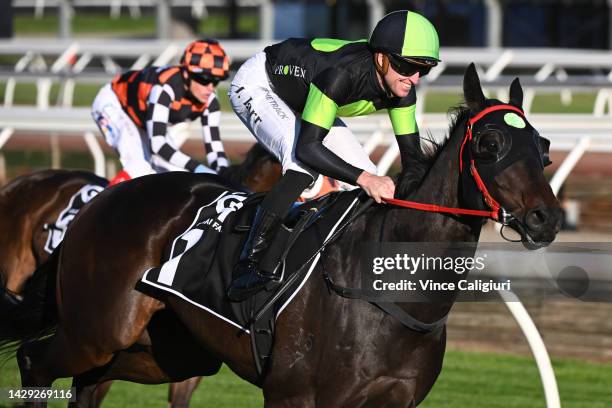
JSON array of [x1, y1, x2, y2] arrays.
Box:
[[227, 269, 279, 302]]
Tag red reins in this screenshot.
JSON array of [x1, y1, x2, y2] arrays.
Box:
[[383, 104, 525, 222], [381, 197, 498, 218]]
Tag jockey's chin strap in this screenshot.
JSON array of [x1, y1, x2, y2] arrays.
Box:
[[383, 104, 524, 226]]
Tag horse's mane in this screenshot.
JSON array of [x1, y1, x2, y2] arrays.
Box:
[[0, 170, 106, 200], [395, 105, 470, 197], [0, 170, 56, 198], [218, 143, 279, 186]]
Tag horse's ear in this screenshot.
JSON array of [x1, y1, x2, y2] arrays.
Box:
[[463, 63, 486, 111], [509, 77, 523, 109]]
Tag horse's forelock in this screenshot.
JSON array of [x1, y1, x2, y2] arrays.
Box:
[[448, 105, 470, 134], [395, 105, 468, 197]]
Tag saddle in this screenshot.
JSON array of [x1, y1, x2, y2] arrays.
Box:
[[139, 188, 368, 381], [244, 196, 335, 279]]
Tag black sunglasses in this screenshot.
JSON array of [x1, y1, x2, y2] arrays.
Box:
[[387, 54, 435, 77], [189, 75, 220, 86]]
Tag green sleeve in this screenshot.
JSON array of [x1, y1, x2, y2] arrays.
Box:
[[301, 83, 338, 130], [388, 104, 418, 136]]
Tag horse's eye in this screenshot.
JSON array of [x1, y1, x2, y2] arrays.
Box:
[[475, 133, 504, 159], [484, 139, 500, 153]]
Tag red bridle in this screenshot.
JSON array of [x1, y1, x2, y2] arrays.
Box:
[[383, 104, 525, 222]]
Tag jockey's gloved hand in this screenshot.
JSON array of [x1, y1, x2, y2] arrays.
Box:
[[194, 164, 216, 175]]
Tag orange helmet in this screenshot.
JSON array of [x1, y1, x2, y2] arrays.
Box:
[[181, 39, 230, 84]]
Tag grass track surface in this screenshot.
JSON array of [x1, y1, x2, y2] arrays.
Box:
[[1, 350, 610, 407], [0, 82, 598, 114], [13, 12, 259, 38]]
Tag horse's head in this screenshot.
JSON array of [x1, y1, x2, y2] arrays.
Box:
[[461, 63, 562, 249], [217, 143, 281, 192]]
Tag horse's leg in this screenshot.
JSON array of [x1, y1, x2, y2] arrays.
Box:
[[68, 338, 217, 408], [90, 381, 113, 408], [16, 340, 53, 408], [17, 327, 118, 408], [263, 377, 417, 408], [263, 395, 315, 408], [69, 365, 113, 408], [16, 333, 103, 408], [344, 377, 417, 408], [68, 352, 161, 408], [65, 346, 171, 408], [168, 377, 203, 408]]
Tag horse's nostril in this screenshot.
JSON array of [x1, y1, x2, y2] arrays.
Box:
[[525, 207, 563, 235], [526, 207, 549, 229]]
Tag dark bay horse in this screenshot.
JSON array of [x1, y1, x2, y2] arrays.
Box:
[[0, 144, 280, 407], [0, 169, 107, 304], [0, 143, 280, 306], [1, 64, 561, 407]]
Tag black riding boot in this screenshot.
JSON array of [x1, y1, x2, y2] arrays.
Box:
[[227, 208, 282, 302]]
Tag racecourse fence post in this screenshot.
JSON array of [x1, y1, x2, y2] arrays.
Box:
[[51, 133, 61, 169], [549, 137, 592, 196], [501, 290, 561, 408], [0, 127, 14, 184], [83, 131, 107, 177], [0, 153, 5, 185]]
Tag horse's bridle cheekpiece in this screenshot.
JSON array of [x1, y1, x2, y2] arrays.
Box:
[[384, 103, 545, 230], [461, 104, 526, 224]]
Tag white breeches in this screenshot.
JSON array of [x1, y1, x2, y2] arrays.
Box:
[[228, 51, 376, 186]]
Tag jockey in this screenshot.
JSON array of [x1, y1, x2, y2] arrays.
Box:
[[227, 10, 440, 301], [91, 39, 231, 186]]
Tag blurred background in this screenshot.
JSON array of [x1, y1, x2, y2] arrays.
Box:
[[0, 1, 610, 407]]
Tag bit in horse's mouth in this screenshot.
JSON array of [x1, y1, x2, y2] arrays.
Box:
[[522, 233, 549, 250], [510, 220, 553, 250]]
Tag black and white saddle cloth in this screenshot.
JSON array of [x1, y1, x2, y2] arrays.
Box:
[[44, 184, 105, 254], [139, 188, 364, 333]]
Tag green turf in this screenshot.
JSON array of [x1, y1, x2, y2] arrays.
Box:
[[1, 150, 103, 181], [0, 81, 231, 110], [422, 91, 599, 114], [0, 81, 598, 114], [531, 93, 599, 114], [13, 11, 259, 38], [423, 92, 463, 112], [15, 14, 156, 37], [420, 351, 611, 408], [0, 350, 610, 407]]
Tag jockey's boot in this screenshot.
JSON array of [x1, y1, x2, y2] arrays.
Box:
[[227, 208, 282, 302]]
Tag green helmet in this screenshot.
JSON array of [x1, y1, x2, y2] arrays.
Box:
[[369, 10, 440, 62]]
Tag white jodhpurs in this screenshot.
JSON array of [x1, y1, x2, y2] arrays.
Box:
[[91, 84, 185, 178], [228, 52, 376, 185]]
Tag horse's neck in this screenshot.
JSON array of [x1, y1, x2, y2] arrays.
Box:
[[383, 121, 482, 243]]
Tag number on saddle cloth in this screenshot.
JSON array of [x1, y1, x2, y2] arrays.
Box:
[[138, 188, 362, 376], [139, 189, 357, 318], [44, 184, 105, 254]]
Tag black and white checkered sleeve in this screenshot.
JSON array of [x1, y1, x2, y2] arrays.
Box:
[[146, 83, 201, 172], [201, 93, 229, 171]]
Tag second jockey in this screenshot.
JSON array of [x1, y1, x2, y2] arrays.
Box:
[[91, 39, 230, 186]]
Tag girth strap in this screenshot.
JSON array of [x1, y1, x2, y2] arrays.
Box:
[[324, 274, 448, 334], [375, 302, 447, 334], [247, 193, 373, 326]]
